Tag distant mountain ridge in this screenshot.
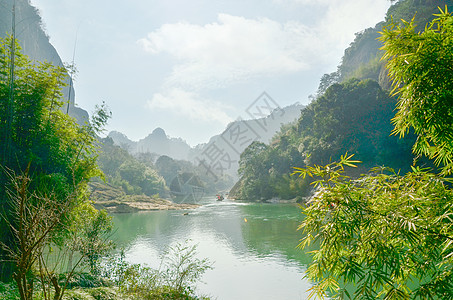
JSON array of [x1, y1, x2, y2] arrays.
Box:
[[108, 128, 192, 161], [109, 102, 304, 178], [194, 103, 304, 178]]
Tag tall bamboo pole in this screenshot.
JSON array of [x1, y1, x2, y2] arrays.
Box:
[[4, 0, 16, 163]]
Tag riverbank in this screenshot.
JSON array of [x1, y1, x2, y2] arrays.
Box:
[[89, 182, 199, 213], [226, 195, 305, 204]]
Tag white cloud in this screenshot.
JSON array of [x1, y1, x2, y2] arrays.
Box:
[[138, 14, 327, 90], [138, 1, 389, 91], [321, 1, 390, 45], [139, 1, 390, 136], [273, 0, 332, 5], [147, 88, 233, 125], [275, 0, 390, 47]]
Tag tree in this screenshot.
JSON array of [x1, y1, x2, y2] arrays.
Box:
[[234, 141, 274, 200], [0, 35, 112, 298], [102, 242, 212, 299], [316, 71, 340, 97], [1, 167, 71, 300], [1, 168, 114, 300], [296, 9, 453, 299], [294, 156, 453, 299], [155, 155, 181, 185], [231, 78, 416, 201], [380, 6, 453, 173]]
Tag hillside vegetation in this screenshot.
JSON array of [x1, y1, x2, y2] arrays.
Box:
[[230, 0, 446, 201], [230, 79, 420, 200], [334, 0, 453, 89], [297, 7, 453, 298], [93, 137, 234, 206]]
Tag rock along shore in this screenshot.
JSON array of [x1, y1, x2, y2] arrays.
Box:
[[89, 182, 199, 213]]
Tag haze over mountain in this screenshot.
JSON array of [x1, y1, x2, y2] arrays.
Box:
[[108, 128, 191, 161], [109, 102, 304, 178], [321, 0, 450, 92], [30, 0, 391, 146], [229, 0, 452, 201], [195, 102, 304, 178]]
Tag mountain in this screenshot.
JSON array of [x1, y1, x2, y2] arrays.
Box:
[[0, 0, 89, 124], [192, 102, 304, 179], [229, 79, 421, 201], [108, 127, 192, 161], [230, 0, 447, 201], [107, 130, 136, 150], [109, 102, 304, 179], [137, 128, 191, 160], [331, 0, 453, 91]]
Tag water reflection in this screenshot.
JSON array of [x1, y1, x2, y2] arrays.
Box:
[[112, 199, 314, 299]]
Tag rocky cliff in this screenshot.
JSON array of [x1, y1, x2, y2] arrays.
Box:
[[0, 0, 89, 124], [334, 0, 453, 91]]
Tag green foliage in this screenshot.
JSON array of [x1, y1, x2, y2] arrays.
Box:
[[155, 155, 183, 185], [338, 27, 384, 83], [385, 0, 453, 29], [154, 154, 233, 197], [62, 288, 120, 300], [87, 287, 119, 300], [297, 79, 406, 168], [1, 167, 73, 300], [160, 243, 212, 294], [0, 36, 113, 300], [118, 159, 163, 195], [69, 204, 115, 275], [0, 282, 20, 300], [0, 36, 103, 194], [33, 274, 115, 300], [61, 289, 94, 300], [63, 272, 110, 289], [0, 35, 102, 229], [348, 54, 383, 82], [232, 79, 416, 201], [101, 243, 212, 300], [294, 155, 453, 299], [232, 139, 307, 200], [0, 168, 115, 300], [332, 0, 453, 89], [380, 7, 453, 173], [97, 138, 233, 202], [294, 6, 453, 300], [96, 137, 167, 198]]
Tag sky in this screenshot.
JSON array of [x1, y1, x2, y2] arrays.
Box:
[[29, 0, 391, 146]]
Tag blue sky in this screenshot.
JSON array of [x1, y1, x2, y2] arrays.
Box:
[[30, 0, 391, 146]]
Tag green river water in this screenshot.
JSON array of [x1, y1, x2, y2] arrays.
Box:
[[112, 198, 315, 299]]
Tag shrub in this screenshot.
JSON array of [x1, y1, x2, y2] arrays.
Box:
[[0, 282, 20, 300]]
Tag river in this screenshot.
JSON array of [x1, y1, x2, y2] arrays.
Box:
[[111, 198, 315, 299]]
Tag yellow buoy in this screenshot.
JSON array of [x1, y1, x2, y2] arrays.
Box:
[[244, 218, 248, 223]]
